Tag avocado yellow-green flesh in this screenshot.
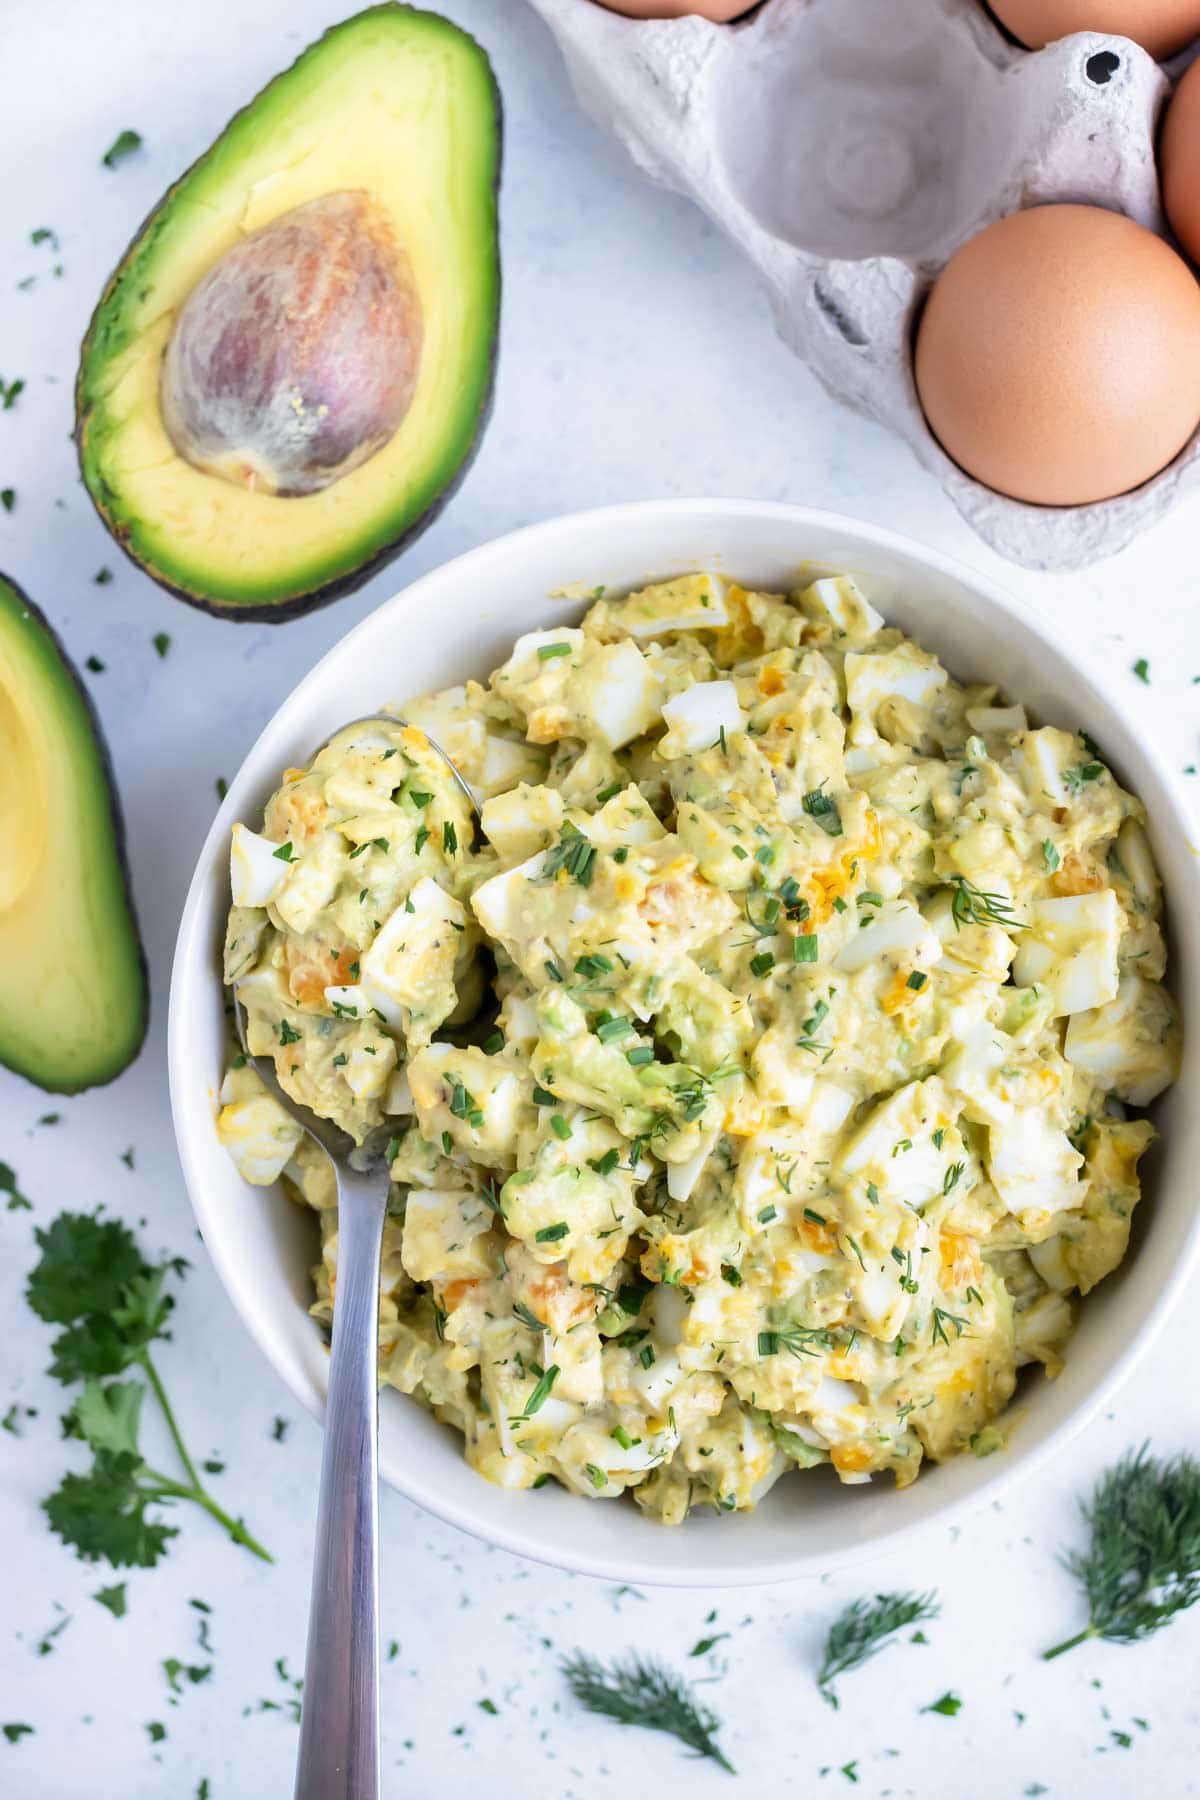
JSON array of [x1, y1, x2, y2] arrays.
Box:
[[77, 5, 500, 610], [0, 579, 147, 1091]]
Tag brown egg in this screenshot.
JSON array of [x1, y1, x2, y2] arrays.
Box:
[[589, 0, 751, 18], [988, 0, 1200, 58], [914, 204, 1200, 506], [1162, 58, 1200, 262]]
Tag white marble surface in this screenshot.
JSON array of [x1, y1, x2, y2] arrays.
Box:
[[1, 3, 1199, 1796]]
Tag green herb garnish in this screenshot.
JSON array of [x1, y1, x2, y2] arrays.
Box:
[[27, 1213, 270, 1567], [561, 1651, 735, 1774], [517, 1364, 560, 1417], [542, 823, 596, 888], [947, 875, 1022, 931], [817, 1590, 940, 1706], [93, 1581, 127, 1618], [102, 130, 143, 169], [802, 789, 843, 837], [1042, 1446, 1200, 1659]]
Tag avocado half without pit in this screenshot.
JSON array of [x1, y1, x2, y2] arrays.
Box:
[[75, 5, 501, 620], [0, 577, 148, 1091]]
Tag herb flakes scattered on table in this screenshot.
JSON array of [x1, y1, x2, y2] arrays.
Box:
[[101, 129, 143, 170]]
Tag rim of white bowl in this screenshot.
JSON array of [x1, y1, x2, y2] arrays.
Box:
[[169, 498, 1200, 1587]]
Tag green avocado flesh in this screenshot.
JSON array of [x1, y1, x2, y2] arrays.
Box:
[[76, 5, 501, 619], [0, 577, 148, 1091]]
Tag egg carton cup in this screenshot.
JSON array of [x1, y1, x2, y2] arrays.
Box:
[[528, 0, 1193, 570]]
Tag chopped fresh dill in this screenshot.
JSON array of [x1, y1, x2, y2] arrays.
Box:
[[817, 1590, 940, 1706], [1042, 1446, 1200, 1659], [561, 1650, 735, 1773]]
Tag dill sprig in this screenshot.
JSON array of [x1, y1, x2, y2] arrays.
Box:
[[946, 875, 1023, 931], [561, 1650, 735, 1773], [817, 1590, 940, 1707], [1042, 1445, 1200, 1660]]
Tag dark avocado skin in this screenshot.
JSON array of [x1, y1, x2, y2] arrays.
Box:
[[74, 12, 503, 623], [0, 573, 149, 1091]]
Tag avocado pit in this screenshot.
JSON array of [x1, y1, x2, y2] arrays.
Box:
[[160, 190, 422, 496]]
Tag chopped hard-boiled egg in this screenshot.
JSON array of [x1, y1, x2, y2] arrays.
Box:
[[219, 568, 1176, 1523], [359, 877, 466, 1044], [659, 680, 744, 755], [230, 823, 291, 908], [1012, 890, 1121, 1015], [608, 572, 729, 637]]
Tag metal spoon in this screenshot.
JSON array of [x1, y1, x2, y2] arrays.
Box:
[[232, 713, 477, 1800]]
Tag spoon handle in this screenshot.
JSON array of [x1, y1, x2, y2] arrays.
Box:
[[293, 1165, 387, 1800]]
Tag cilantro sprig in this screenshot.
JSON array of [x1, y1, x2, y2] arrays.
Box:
[[27, 1213, 271, 1568]]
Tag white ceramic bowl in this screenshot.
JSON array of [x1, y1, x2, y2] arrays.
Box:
[[169, 500, 1200, 1587]]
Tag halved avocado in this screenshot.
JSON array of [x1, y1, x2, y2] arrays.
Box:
[[0, 576, 148, 1091], [76, 5, 501, 621]]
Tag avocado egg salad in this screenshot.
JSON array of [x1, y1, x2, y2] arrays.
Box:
[[218, 571, 1180, 1520]]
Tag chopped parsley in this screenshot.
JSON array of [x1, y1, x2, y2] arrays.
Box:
[[102, 129, 143, 169], [26, 1212, 271, 1568]]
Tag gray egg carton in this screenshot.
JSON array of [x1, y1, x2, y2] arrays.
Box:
[[528, 0, 1192, 570]]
